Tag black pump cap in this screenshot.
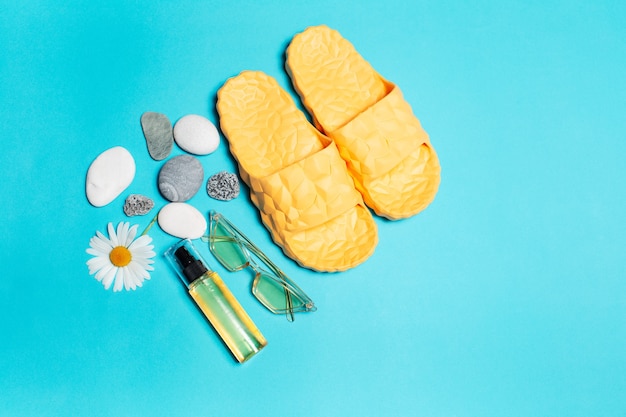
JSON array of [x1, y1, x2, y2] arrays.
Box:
[[174, 246, 208, 286]]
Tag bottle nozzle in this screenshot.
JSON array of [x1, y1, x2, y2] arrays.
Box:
[[165, 240, 209, 287]]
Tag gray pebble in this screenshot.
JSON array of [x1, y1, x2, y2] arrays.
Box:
[[158, 155, 204, 202], [207, 171, 240, 201], [141, 112, 174, 161], [123, 194, 155, 216]]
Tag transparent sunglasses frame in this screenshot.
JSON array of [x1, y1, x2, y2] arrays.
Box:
[[205, 211, 316, 321]]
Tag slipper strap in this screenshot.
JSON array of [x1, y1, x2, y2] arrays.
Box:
[[330, 85, 431, 179], [249, 141, 362, 233]]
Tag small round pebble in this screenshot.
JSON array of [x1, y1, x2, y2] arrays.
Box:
[[173, 114, 220, 155], [158, 155, 204, 202], [123, 194, 154, 216], [207, 171, 240, 201], [158, 202, 207, 239], [86, 146, 136, 207]]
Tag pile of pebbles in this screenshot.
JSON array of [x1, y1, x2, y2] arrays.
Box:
[[86, 112, 240, 239]]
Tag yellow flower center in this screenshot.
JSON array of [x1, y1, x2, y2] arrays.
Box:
[[109, 246, 132, 267]]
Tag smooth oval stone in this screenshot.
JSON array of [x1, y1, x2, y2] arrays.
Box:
[[158, 202, 206, 239], [158, 155, 204, 202], [86, 146, 136, 207], [173, 114, 220, 155], [207, 171, 240, 201], [141, 112, 174, 161]]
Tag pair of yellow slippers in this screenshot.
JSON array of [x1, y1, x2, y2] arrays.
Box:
[[217, 25, 441, 272]]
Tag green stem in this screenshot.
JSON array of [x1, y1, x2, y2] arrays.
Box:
[[141, 212, 159, 236]]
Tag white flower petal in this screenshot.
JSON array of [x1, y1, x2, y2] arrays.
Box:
[[128, 264, 144, 287], [133, 258, 154, 271], [86, 246, 109, 258], [121, 267, 132, 291], [131, 247, 156, 258], [126, 261, 140, 278], [133, 252, 156, 264], [86, 248, 103, 259], [95, 230, 112, 246], [131, 246, 155, 256], [92, 263, 107, 280], [108, 223, 119, 247], [131, 261, 150, 281], [113, 267, 124, 292], [128, 234, 152, 250], [102, 266, 117, 289], [126, 224, 138, 247], [116, 222, 128, 247], [123, 223, 133, 246], [89, 250, 108, 261], [95, 263, 114, 282], [90, 235, 113, 254], [122, 222, 131, 241], [87, 256, 109, 274], [132, 253, 155, 265], [127, 266, 139, 289], [115, 225, 125, 247]]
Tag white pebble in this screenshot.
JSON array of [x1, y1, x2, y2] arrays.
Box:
[[158, 202, 207, 239], [173, 114, 220, 155], [86, 146, 136, 207]]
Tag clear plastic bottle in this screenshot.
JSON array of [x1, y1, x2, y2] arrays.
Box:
[[165, 239, 267, 363]]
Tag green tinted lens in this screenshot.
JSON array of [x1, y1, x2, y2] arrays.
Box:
[[211, 221, 248, 270], [253, 272, 305, 313]]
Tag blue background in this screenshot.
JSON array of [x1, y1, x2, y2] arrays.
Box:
[[1, 1, 625, 416]]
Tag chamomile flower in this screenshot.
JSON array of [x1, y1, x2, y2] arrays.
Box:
[[86, 222, 155, 291]]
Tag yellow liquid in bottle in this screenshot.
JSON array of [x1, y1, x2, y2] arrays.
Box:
[[189, 271, 267, 363]]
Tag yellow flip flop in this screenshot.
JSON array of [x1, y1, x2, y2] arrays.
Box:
[[216, 71, 378, 272], [286, 25, 441, 220]]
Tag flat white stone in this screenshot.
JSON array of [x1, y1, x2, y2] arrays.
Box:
[[173, 114, 220, 155], [158, 202, 207, 239], [86, 146, 136, 207]]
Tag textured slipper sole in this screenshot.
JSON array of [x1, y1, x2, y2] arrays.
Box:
[[286, 25, 441, 219], [216, 71, 378, 272]]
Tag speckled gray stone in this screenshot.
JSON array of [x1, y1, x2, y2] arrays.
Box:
[[141, 112, 174, 161], [207, 171, 240, 201], [158, 155, 204, 202], [123, 194, 154, 216]]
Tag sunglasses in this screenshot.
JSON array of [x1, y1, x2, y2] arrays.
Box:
[[205, 211, 316, 321]]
